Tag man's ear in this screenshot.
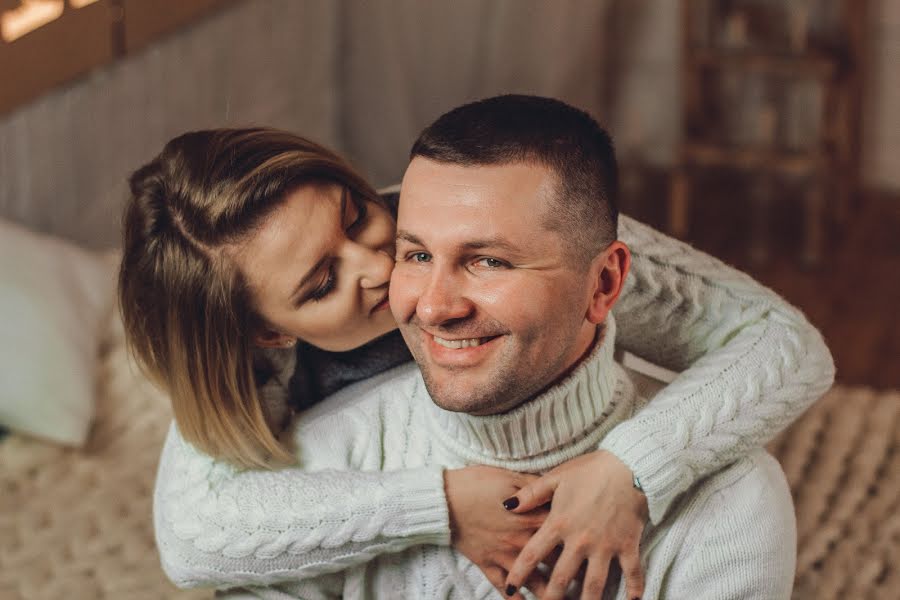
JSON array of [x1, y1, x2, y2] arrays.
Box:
[[585, 240, 631, 325], [253, 327, 297, 349]]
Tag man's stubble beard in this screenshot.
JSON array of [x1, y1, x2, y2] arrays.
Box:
[[406, 323, 581, 417], [418, 364, 537, 416]]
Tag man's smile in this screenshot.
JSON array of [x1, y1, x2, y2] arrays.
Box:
[[423, 331, 504, 368], [432, 335, 494, 349]]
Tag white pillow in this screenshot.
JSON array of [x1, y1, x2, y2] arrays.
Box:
[[0, 219, 117, 446]]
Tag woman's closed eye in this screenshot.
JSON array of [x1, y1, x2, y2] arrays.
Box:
[[301, 198, 376, 306], [308, 265, 337, 302]]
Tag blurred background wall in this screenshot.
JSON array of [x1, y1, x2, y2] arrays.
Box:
[[2, 0, 898, 248], [1, 0, 898, 387]]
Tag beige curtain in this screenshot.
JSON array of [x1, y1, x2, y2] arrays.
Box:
[[339, 0, 611, 187]]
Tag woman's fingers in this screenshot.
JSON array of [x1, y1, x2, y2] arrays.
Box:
[[522, 571, 548, 598], [506, 471, 557, 513], [542, 546, 586, 600], [542, 544, 563, 569], [579, 553, 612, 600], [505, 571, 550, 598], [446, 465, 548, 592], [485, 565, 525, 600], [619, 546, 645, 600], [504, 523, 559, 593]]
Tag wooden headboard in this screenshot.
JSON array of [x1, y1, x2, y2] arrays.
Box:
[[0, 0, 233, 116]]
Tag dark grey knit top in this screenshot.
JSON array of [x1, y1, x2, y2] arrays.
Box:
[[288, 330, 412, 412]]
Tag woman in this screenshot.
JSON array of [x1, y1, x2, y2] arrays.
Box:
[[121, 128, 833, 599]]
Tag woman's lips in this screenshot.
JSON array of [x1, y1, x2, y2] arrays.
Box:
[[370, 295, 390, 314]]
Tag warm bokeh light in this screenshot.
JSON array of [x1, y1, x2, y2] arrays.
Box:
[[1, 0, 99, 43], [1, 0, 63, 42]]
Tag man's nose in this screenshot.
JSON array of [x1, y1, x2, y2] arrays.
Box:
[[416, 266, 473, 326]]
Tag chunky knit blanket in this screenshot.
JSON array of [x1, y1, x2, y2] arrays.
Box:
[[0, 312, 895, 599], [768, 385, 899, 599]]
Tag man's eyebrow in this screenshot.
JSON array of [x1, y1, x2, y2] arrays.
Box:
[[396, 230, 424, 245], [459, 237, 520, 253], [396, 230, 521, 254]]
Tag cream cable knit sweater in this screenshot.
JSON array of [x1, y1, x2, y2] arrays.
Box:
[[221, 318, 797, 599], [154, 215, 834, 589]]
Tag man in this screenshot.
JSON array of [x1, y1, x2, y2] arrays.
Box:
[[221, 95, 797, 599]]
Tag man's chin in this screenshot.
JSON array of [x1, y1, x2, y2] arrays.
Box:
[[429, 393, 493, 415], [421, 375, 490, 414], [423, 375, 524, 416]]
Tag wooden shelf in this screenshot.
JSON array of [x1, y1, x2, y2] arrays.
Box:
[[683, 142, 825, 175], [691, 48, 838, 79], [670, 0, 866, 264]]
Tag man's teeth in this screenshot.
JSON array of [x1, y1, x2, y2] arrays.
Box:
[[433, 336, 487, 349]]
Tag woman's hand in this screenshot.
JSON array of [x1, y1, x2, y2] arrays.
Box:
[[445, 465, 550, 599], [503, 450, 648, 600]]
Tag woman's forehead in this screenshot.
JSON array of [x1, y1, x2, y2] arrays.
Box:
[[236, 185, 344, 289]]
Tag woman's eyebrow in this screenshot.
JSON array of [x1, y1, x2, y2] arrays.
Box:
[[339, 186, 348, 222]]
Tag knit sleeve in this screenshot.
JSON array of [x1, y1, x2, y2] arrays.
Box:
[[154, 422, 449, 589], [602, 215, 835, 524]]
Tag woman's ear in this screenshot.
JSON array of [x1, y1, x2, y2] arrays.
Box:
[[253, 328, 297, 349], [585, 240, 631, 325]]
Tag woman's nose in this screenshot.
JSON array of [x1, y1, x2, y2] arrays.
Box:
[[352, 243, 394, 289]]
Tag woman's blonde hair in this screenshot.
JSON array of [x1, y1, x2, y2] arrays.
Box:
[[119, 128, 380, 469]]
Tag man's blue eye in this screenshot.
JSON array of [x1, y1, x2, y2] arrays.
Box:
[[478, 257, 505, 268], [412, 252, 431, 263]]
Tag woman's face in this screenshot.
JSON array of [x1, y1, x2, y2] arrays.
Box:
[[233, 183, 398, 351]]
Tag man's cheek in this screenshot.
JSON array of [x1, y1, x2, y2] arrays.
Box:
[[468, 287, 532, 324], [388, 270, 417, 322]]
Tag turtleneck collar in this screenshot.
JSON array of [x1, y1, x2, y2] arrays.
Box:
[[423, 314, 635, 473]]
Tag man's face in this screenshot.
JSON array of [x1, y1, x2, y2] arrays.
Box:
[[390, 158, 599, 415]]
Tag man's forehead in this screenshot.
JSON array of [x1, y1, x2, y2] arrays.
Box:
[[398, 158, 556, 231], [401, 157, 555, 195]]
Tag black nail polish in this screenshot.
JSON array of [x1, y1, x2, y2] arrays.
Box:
[[502, 496, 519, 510], [506, 584, 517, 596]]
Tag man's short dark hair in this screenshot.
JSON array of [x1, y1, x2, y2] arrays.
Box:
[[410, 94, 618, 265]]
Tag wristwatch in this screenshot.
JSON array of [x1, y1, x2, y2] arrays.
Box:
[[632, 473, 644, 493]]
